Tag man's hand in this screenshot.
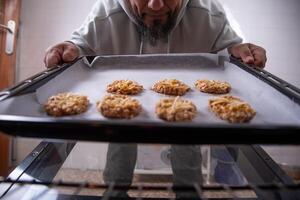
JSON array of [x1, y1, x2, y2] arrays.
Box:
[[44, 41, 79, 68], [228, 43, 267, 68]]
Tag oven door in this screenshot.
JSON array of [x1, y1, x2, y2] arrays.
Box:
[[1, 141, 299, 200]]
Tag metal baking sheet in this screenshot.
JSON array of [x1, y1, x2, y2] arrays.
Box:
[[0, 54, 299, 144]]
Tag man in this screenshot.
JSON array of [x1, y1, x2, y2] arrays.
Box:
[[44, 0, 266, 67], [44, 0, 267, 198]]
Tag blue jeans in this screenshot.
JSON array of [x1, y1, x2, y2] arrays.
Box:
[[212, 147, 247, 186]]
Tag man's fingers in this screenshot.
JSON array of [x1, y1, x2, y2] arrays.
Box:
[[62, 44, 79, 62], [230, 43, 267, 68], [44, 48, 63, 68], [44, 42, 79, 68], [230, 43, 254, 64], [250, 44, 267, 68], [253, 51, 266, 68], [238, 45, 255, 64]]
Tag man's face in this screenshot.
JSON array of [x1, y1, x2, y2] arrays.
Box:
[[128, 0, 183, 28]]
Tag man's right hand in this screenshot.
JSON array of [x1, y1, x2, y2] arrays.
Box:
[[44, 41, 79, 68]]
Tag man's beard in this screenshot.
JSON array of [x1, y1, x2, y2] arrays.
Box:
[[135, 14, 176, 46]]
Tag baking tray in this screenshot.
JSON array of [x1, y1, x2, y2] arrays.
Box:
[[0, 54, 299, 144]]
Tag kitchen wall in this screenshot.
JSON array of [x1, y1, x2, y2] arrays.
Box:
[[17, 0, 97, 79], [219, 0, 300, 87], [15, 0, 300, 169], [15, 0, 98, 167]]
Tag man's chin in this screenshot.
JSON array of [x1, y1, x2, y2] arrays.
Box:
[[144, 16, 168, 27], [135, 14, 176, 44]]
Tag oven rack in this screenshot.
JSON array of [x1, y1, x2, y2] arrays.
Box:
[[1, 178, 300, 200], [1, 143, 299, 200]]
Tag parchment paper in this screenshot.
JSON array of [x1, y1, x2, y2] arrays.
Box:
[[1, 54, 300, 125]]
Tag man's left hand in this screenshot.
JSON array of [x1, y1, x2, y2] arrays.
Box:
[[228, 43, 267, 68]]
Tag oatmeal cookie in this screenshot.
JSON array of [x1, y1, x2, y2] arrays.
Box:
[[106, 80, 143, 95], [44, 93, 89, 117], [195, 80, 231, 94], [155, 97, 197, 122], [152, 79, 190, 96], [97, 94, 142, 119], [209, 95, 256, 123]]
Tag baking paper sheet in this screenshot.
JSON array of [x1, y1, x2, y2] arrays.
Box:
[[1, 54, 300, 125]]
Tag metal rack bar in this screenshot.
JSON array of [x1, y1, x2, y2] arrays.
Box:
[[2, 142, 298, 200], [226, 145, 300, 200], [167, 185, 176, 200], [194, 184, 208, 200], [0, 59, 79, 102], [230, 56, 300, 105], [1, 179, 300, 193], [0, 141, 75, 198], [0, 142, 49, 198], [2, 174, 299, 199]]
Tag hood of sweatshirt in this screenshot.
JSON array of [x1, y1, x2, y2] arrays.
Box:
[[117, 0, 190, 29], [117, 0, 190, 54], [71, 0, 242, 56]]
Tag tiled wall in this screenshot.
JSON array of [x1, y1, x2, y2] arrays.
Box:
[[15, 0, 300, 167]]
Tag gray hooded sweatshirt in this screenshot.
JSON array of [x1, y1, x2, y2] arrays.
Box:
[[70, 0, 242, 56]]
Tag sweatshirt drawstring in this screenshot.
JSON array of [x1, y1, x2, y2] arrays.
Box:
[[167, 33, 171, 54], [139, 37, 144, 55]]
